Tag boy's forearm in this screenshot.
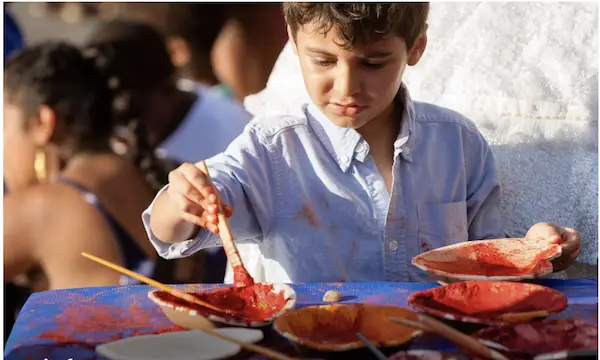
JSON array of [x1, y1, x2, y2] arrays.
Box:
[[148, 191, 199, 244]]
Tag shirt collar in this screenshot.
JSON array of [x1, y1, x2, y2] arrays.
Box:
[[305, 83, 416, 172]]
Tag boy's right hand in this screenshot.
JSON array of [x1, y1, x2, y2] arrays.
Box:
[[166, 162, 233, 234]]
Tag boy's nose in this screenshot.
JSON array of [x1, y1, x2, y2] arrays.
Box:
[[333, 64, 361, 98]]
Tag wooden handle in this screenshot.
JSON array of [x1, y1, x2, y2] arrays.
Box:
[[81, 252, 226, 314], [416, 314, 509, 360], [203, 328, 296, 360], [391, 314, 509, 360], [499, 310, 549, 322], [389, 317, 429, 332], [197, 161, 249, 273]]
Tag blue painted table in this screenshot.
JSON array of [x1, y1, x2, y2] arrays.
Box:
[[5, 279, 598, 360]]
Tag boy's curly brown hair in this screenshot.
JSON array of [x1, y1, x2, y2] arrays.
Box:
[[283, 3, 429, 50]]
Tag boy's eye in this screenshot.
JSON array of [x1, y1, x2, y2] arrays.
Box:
[[362, 61, 386, 69], [312, 58, 335, 67]]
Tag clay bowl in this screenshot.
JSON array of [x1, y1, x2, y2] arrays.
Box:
[[411, 238, 562, 281], [273, 304, 422, 358], [469, 319, 598, 359], [389, 350, 462, 360], [148, 283, 296, 329], [408, 281, 567, 327]]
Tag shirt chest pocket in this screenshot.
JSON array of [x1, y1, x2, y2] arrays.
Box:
[[416, 201, 469, 252]]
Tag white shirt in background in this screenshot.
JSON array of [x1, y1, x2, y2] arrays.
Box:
[[158, 80, 251, 164]]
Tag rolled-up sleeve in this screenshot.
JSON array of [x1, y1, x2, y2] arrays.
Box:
[[464, 128, 505, 240], [141, 123, 276, 260]]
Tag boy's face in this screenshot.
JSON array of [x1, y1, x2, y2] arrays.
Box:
[[291, 23, 426, 129]]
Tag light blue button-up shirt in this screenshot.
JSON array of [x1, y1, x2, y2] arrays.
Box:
[[142, 87, 504, 283]]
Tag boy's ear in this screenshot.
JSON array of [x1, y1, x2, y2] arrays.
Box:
[[407, 24, 428, 66], [287, 26, 298, 55]]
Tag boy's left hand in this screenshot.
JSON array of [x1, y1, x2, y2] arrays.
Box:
[[525, 222, 581, 272]]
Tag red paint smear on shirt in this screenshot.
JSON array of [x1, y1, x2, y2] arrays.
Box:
[[294, 203, 322, 228], [155, 283, 286, 324]]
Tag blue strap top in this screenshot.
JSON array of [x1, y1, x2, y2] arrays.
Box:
[[56, 178, 152, 282]]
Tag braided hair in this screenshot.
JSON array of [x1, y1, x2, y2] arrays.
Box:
[[4, 40, 170, 193]]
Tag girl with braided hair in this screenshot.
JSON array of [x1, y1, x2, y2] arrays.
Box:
[[4, 41, 168, 296]]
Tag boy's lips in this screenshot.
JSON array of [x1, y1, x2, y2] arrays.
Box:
[[329, 103, 367, 116]]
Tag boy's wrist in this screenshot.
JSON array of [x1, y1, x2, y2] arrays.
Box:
[[150, 189, 199, 243]]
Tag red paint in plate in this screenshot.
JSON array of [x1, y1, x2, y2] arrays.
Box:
[[148, 283, 296, 328], [408, 281, 567, 325], [412, 238, 562, 281]]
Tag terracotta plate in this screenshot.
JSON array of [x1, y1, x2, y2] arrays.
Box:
[[474, 319, 598, 355], [273, 304, 422, 352], [408, 281, 567, 326], [148, 283, 296, 328], [412, 238, 562, 281]]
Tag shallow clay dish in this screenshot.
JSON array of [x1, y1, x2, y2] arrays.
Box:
[[96, 328, 263, 360], [273, 304, 422, 352], [148, 283, 296, 329], [412, 238, 562, 281], [473, 319, 598, 358], [389, 350, 461, 360], [408, 281, 567, 326]]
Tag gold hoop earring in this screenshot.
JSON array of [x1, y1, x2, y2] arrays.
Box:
[[34, 149, 48, 183]]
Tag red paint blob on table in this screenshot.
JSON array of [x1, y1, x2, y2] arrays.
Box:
[[155, 283, 286, 323], [474, 319, 598, 357], [37, 301, 186, 345], [409, 281, 567, 318]]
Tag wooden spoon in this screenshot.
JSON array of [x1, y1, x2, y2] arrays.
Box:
[[198, 160, 254, 287]]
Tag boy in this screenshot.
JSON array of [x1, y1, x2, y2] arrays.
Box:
[[143, 3, 580, 283]]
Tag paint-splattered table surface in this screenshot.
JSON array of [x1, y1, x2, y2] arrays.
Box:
[[5, 279, 598, 360]]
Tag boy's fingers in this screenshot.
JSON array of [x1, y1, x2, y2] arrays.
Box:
[[180, 211, 206, 228], [169, 171, 205, 205], [204, 214, 219, 225], [179, 162, 208, 189]]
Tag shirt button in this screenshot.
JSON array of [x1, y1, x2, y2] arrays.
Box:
[[388, 240, 399, 251], [404, 148, 411, 156], [341, 155, 350, 163]]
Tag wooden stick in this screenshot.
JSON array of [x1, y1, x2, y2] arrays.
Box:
[[389, 317, 429, 332], [499, 310, 549, 322], [390, 318, 512, 353], [203, 328, 296, 360], [197, 161, 252, 281], [356, 332, 389, 360], [81, 252, 227, 314], [389, 315, 509, 360]]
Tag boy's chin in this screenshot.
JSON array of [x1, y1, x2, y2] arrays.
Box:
[[325, 112, 369, 130]]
